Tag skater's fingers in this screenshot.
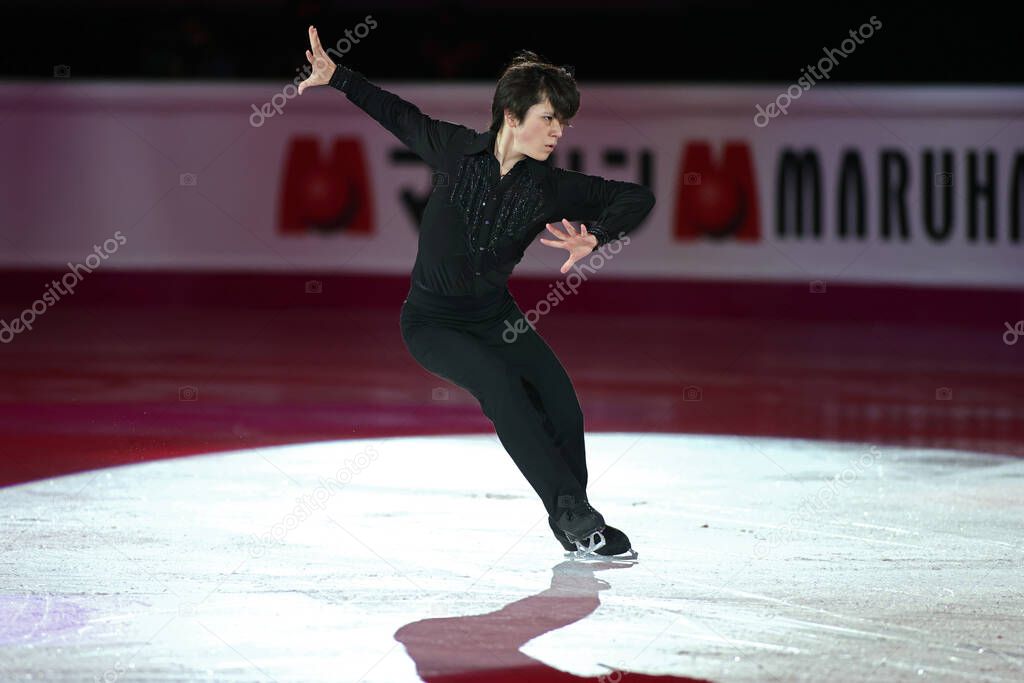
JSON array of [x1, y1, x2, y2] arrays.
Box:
[[561, 217, 578, 235], [310, 26, 329, 59], [539, 237, 568, 249], [545, 222, 570, 240], [309, 27, 326, 62]]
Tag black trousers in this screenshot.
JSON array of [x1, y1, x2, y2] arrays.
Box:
[[399, 283, 588, 518]]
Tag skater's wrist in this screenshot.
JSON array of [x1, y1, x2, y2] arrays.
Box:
[[586, 223, 611, 251], [328, 63, 352, 92]]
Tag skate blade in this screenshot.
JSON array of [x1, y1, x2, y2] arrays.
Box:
[[565, 529, 639, 562], [564, 548, 639, 562], [569, 529, 607, 555]]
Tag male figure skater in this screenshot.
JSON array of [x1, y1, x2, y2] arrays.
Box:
[[298, 26, 655, 559]]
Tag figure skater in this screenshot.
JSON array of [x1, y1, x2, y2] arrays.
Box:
[[298, 26, 655, 559]]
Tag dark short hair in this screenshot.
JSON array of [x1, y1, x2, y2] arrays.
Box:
[[489, 50, 580, 133]]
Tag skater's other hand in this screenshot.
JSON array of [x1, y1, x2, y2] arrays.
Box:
[[298, 26, 337, 95], [540, 218, 599, 274]]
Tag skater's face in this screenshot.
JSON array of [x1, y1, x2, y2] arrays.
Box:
[[505, 97, 570, 160]]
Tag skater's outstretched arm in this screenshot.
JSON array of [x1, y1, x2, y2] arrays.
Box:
[[297, 25, 468, 169]]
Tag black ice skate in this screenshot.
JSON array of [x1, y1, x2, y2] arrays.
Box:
[[548, 516, 638, 561], [552, 495, 639, 561]]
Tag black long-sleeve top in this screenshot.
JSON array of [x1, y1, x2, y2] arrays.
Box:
[[328, 64, 656, 298]]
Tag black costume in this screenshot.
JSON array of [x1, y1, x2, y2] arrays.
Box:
[[329, 64, 655, 520]]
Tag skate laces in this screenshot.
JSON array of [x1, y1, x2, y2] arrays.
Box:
[[557, 495, 597, 521], [575, 501, 597, 518]]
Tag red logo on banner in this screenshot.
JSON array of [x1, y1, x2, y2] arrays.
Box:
[[674, 141, 760, 241], [278, 136, 374, 235]]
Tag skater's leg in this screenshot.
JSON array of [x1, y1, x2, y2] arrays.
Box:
[[517, 376, 588, 490], [481, 307, 641, 557], [400, 322, 586, 517], [485, 313, 589, 491]]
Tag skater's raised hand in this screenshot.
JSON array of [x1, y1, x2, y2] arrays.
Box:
[[540, 218, 599, 274], [297, 25, 337, 95]]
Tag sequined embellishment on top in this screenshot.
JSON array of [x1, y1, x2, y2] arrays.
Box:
[[448, 154, 547, 254]]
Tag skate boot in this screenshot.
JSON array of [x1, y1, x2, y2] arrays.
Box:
[[548, 516, 638, 560], [553, 494, 605, 554], [547, 516, 578, 552], [553, 494, 639, 560]]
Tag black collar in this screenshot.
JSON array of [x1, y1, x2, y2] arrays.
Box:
[[460, 128, 551, 182]]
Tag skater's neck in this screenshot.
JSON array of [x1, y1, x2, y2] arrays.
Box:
[[493, 127, 526, 175]]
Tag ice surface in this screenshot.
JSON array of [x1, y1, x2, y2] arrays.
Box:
[[1, 433, 1021, 681]]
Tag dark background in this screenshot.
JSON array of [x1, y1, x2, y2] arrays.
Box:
[[1, 0, 1017, 84]]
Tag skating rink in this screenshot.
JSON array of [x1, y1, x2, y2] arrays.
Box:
[[2, 433, 1021, 682]]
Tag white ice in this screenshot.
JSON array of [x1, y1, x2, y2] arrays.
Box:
[[1, 433, 1022, 682]]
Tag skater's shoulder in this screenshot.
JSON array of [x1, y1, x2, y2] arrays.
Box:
[[457, 127, 496, 156]]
